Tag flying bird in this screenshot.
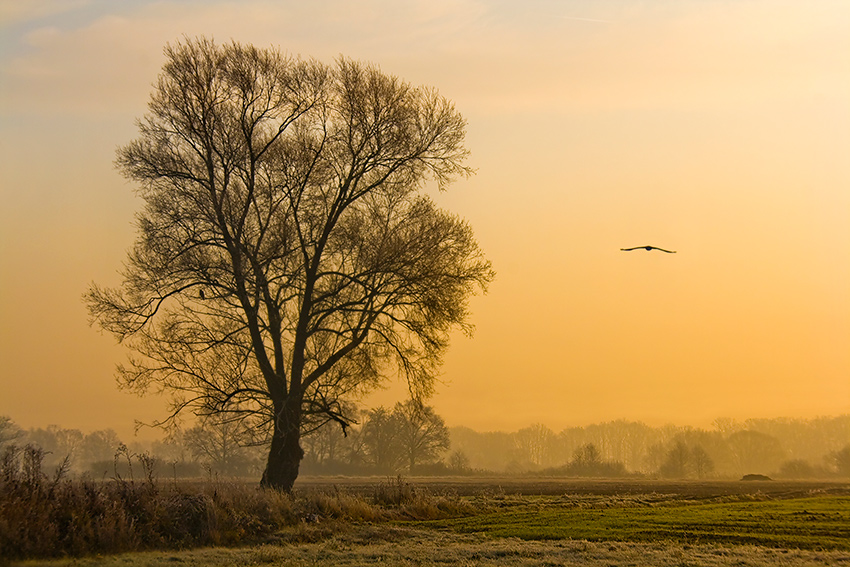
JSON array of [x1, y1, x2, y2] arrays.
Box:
[[621, 246, 677, 253]]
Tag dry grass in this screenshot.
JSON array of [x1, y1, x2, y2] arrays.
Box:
[[0, 447, 475, 562]]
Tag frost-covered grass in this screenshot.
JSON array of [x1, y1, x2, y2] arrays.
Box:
[[12, 525, 850, 567]]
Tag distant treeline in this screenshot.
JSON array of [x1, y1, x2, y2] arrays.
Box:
[[448, 416, 850, 479], [1, 413, 848, 480]]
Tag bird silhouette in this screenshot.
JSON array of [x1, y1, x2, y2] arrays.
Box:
[[621, 246, 676, 253]]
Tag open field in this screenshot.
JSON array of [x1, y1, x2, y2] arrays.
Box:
[[293, 475, 850, 499], [417, 494, 850, 549], [308, 477, 850, 550], [6, 477, 849, 566]]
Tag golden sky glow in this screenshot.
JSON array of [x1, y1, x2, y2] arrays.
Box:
[[1, 0, 848, 438]]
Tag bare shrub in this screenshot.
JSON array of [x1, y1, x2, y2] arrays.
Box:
[[374, 475, 418, 507]]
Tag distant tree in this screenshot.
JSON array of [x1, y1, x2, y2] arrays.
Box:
[[548, 442, 627, 477], [150, 429, 192, 463], [830, 445, 850, 478], [572, 443, 602, 469], [0, 416, 22, 449], [712, 417, 741, 437], [394, 400, 450, 473], [741, 416, 850, 464], [777, 459, 816, 479], [642, 442, 667, 474], [690, 445, 715, 479], [659, 441, 691, 478], [727, 430, 785, 476], [78, 429, 123, 466], [448, 450, 470, 472], [301, 411, 351, 470], [360, 407, 404, 473], [449, 426, 514, 472], [602, 419, 655, 471], [513, 424, 555, 468], [26, 426, 84, 470], [184, 418, 260, 476], [85, 37, 493, 491]]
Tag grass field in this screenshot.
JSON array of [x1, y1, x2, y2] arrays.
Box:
[[7, 478, 850, 566], [415, 495, 850, 550]]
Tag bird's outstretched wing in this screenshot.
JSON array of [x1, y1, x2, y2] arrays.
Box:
[[621, 246, 677, 253]]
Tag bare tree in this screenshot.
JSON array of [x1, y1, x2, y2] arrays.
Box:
[[659, 441, 691, 478], [448, 450, 470, 472], [86, 37, 493, 491], [567, 442, 604, 476], [301, 404, 353, 469], [394, 400, 450, 473], [513, 423, 555, 468], [360, 406, 404, 473], [690, 445, 715, 479], [0, 416, 22, 449], [184, 418, 260, 476], [26, 425, 84, 471], [727, 430, 785, 476], [829, 445, 850, 478], [78, 429, 123, 466]]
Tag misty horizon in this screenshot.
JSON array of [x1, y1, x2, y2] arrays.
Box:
[[3, 412, 847, 482]]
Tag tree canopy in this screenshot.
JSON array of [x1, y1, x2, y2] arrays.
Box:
[[86, 37, 493, 491]]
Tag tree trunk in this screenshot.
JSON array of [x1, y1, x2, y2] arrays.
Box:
[[261, 403, 303, 492]]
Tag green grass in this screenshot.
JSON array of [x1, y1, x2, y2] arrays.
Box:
[[414, 495, 850, 550]]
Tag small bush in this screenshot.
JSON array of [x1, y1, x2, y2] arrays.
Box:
[[374, 475, 418, 506], [741, 473, 773, 481]]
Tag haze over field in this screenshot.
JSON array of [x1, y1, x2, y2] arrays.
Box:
[[1, 0, 848, 440]]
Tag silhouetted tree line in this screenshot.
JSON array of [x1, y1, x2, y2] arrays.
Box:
[[0, 418, 263, 479], [1, 413, 847, 480], [0, 400, 451, 479], [449, 416, 850, 479], [300, 400, 451, 475]]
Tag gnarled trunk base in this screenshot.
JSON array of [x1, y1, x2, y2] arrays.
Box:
[[260, 418, 303, 492]]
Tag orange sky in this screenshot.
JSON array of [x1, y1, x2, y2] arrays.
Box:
[[1, 0, 848, 440]]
